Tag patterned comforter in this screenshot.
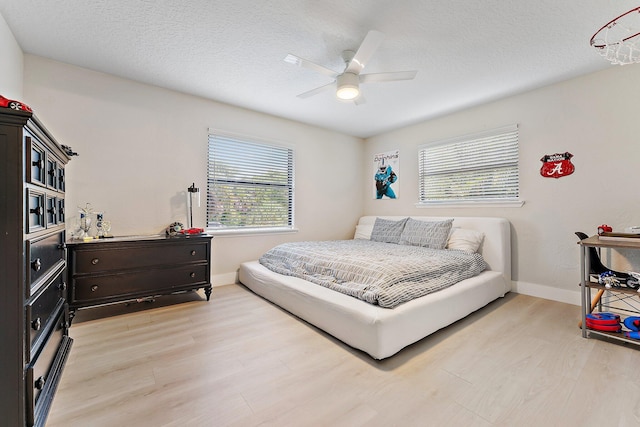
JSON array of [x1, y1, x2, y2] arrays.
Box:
[[258, 240, 487, 308]]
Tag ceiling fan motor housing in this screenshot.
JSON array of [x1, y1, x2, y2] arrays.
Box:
[[336, 72, 360, 100]]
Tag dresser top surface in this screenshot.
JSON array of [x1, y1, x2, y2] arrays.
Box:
[[67, 233, 212, 246]]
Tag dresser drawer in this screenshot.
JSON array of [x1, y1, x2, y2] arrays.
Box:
[[72, 241, 209, 274], [26, 135, 46, 187], [25, 309, 72, 427], [57, 165, 66, 192], [58, 198, 66, 224], [45, 196, 58, 227], [26, 188, 46, 233], [46, 157, 58, 189], [27, 231, 66, 293], [71, 264, 209, 305], [27, 273, 66, 363], [25, 307, 65, 418]]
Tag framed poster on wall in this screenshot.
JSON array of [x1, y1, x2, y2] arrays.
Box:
[[373, 149, 399, 199]]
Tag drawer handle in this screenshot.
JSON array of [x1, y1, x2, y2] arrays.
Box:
[[32, 258, 42, 272], [59, 282, 67, 292], [34, 376, 45, 390], [48, 168, 56, 177], [190, 272, 196, 278], [32, 159, 44, 169], [91, 285, 99, 292], [91, 258, 99, 265], [48, 206, 57, 215], [30, 206, 43, 216], [32, 317, 41, 331], [191, 250, 197, 256]]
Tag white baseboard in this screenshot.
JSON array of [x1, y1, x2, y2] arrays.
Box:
[[211, 271, 238, 287], [211, 274, 583, 306], [511, 280, 581, 306]]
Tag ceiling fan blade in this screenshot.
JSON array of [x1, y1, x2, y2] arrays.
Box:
[[297, 82, 335, 99], [360, 70, 418, 83], [284, 54, 338, 78], [353, 95, 366, 106], [345, 30, 384, 74]]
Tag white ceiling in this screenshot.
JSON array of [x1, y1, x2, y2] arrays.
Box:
[[0, 0, 636, 138]]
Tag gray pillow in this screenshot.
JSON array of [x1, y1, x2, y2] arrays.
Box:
[[399, 218, 454, 249], [370, 217, 408, 244]]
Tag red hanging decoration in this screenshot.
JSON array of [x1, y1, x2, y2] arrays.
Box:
[[540, 152, 574, 179]]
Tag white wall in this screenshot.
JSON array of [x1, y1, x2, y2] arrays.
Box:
[[364, 63, 640, 305], [14, 20, 640, 303], [23, 55, 364, 284], [0, 12, 23, 97]]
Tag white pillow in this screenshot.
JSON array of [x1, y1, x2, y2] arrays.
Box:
[[447, 228, 485, 253], [354, 224, 374, 240]]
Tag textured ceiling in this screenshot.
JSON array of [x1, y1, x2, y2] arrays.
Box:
[[0, 0, 636, 138]]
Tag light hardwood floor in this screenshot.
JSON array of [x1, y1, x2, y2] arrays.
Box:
[[47, 285, 640, 427]]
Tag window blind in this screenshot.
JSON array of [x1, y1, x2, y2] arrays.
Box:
[[207, 132, 294, 230], [418, 125, 519, 204]]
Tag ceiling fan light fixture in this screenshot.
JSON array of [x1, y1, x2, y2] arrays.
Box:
[[336, 72, 359, 100]]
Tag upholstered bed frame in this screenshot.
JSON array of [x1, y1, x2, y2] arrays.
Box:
[[238, 216, 511, 359]]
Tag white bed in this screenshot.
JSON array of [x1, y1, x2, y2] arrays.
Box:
[[238, 216, 511, 359]]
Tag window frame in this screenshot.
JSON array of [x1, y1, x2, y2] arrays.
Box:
[[206, 129, 296, 235], [416, 124, 523, 208]]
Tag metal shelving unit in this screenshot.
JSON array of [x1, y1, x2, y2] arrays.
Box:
[[579, 235, 640, 345]]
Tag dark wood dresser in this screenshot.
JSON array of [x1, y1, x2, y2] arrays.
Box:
[[0, 108, 74, 427], [66, 234, 213, 317]]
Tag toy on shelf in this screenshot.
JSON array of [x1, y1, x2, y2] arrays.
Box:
[[597, 224, 612, 235], [598, 271, 621, 289], [166, 222, 185, 237], [0, 94, 32, 112], [95, 212, 112, 238], [182, 227, 204, 235]]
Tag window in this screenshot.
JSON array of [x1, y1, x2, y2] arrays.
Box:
[[418, 124, 520, 205], [207, 131, 294, 231]]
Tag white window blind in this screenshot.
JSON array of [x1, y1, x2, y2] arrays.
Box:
[[207, 131, 294, 230], [418, 125, 519, 204]]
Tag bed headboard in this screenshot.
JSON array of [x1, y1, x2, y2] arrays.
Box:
[[356, 216, 511, 282]]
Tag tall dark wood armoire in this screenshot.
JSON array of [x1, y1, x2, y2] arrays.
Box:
[[0, 107, 74, 427]]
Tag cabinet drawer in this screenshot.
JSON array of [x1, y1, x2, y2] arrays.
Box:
[[27, 231, 66, 293], [58, 198, 65, 224], [27, 189, 46, 233], [72, 241, 209, 274], [27, 274, 66, 363], [25, 307, 65, 419], [46, 157, 58, 189], [72, 264, 209, 304], [46, 196, 58, 227], [26, 136, 46, 187], [57, 165, 66, 192], [25, 309, 72, 427]]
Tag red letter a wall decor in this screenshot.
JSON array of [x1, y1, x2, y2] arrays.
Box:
[[540, 152, 575, 179]]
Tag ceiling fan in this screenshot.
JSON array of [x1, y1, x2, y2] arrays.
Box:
[[284, 30, 417, 103]]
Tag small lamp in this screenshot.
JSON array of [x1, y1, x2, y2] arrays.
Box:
[[187, 183, 200, 229], [336, 73, 360, 100]]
